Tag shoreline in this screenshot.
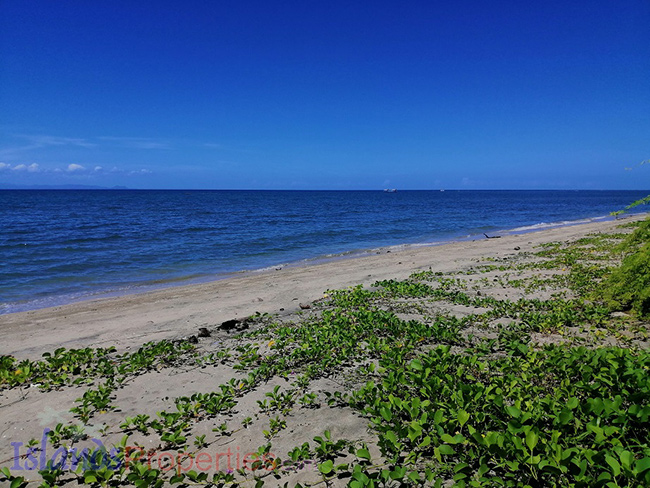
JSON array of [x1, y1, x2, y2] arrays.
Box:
[[0, 211, 636, 317], [0, 212, 646, 360]]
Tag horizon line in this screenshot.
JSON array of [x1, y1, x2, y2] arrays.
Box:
[[2, 187, 650, 192]]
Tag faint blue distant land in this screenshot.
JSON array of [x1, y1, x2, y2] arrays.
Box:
[[0, 183, 129, 190]]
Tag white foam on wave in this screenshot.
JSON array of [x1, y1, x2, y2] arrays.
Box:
[[250, 263, 290, 273], [503, 215, 610, 234]]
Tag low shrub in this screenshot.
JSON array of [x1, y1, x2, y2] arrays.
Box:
[[599, 218, 650, 318]]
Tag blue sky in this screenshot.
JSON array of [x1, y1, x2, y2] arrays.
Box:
[[1, 1, 648, 189]]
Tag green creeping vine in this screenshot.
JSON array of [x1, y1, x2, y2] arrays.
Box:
[[0, 340, 196, 392], [375, 279, 611, 332], [351, 345, 650, 486]]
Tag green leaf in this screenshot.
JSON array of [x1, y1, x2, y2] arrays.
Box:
[[618, 450, 634, 470], [357, 448, 371, 461], [352, 467, 369, 483], [389, 467, 407, 480], [558, 408, 573, 425], [84, 472, 98, 484], [408, 471, 421, 482], [319, 460, 334, 475], [605, 455, 621, 477], [525, 430, 539, 451], [635, 457, 650, 474], [438, 445, 455, 455], [410, 359, 423, 371], [407, 421, 422, 441], [457, 409, 470, 427], [418, 436, 431, 449], [380, 406, 392, 421], [505, 406, 521, 418], [385, 430, 398, 445]]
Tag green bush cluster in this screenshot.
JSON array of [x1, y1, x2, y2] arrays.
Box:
[[599, 218, 650, 318]]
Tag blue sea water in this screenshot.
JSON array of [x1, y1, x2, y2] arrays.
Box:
[[1, 190, 648, 314]]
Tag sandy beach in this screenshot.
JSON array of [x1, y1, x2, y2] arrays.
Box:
[[1, 213, 648, 487], [1, 216, 642, 360]]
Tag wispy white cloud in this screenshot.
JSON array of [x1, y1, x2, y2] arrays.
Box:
[[1, 161, 153, 177], [1, 134, 232, 163], [9, 163, 40, 172], [99, 136, 170, 150], [0, 133, 171, 160], [0, 134, 95, 159], [19, 134, 96, 148]]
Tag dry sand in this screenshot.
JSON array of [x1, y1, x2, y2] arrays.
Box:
[[0, 214, 646, 486]]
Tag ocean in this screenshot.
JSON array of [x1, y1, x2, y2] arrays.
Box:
[[1, 190, 648, 314]]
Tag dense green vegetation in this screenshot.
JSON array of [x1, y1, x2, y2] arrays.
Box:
[[598, 218, 650, 318]]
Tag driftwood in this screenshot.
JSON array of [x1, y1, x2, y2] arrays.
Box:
[[483, 233, 501, 239]]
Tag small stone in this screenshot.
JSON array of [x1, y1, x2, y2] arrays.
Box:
[[279, 308, 285, 311], [219, 319, 240, 331], [611, 311, 630, 318], [299, 303, 311, 310], [514, 246, 520, 251], [198, 327, 211, 338], [187, 335, 198, 344]]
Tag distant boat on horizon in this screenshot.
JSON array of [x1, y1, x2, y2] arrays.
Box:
[[383, 188, 397, 193]]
